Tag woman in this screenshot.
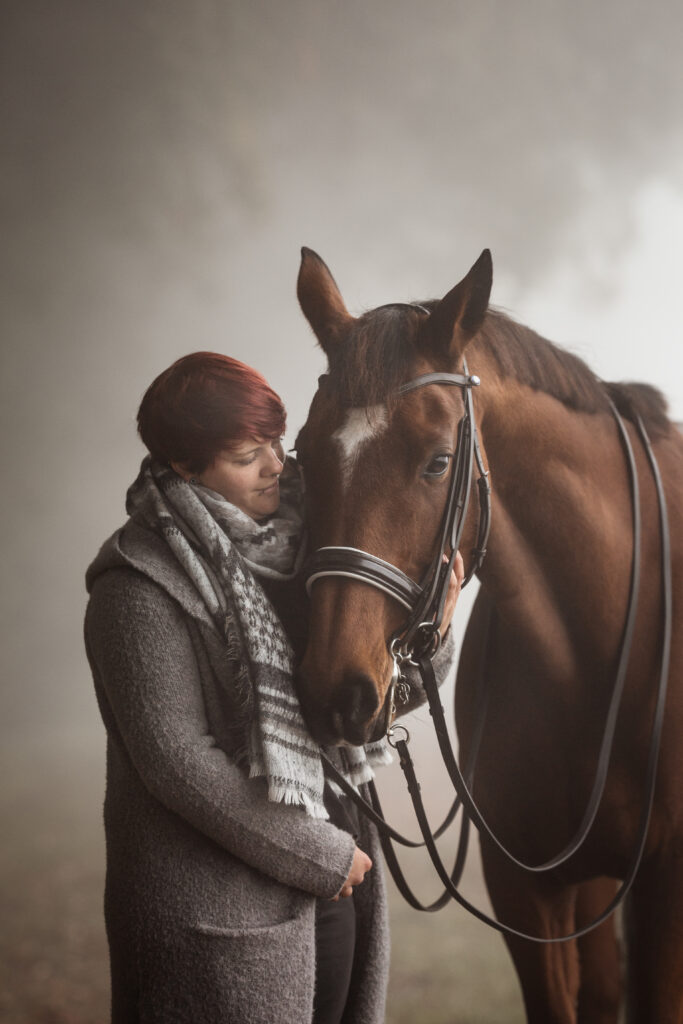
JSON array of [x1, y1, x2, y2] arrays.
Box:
[[85, 351, 462, 1024]]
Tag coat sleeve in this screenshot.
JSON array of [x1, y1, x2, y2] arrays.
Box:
[[84, 568, 356, 900]]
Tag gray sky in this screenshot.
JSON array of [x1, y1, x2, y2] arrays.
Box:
[[3, 0, 683, 743]]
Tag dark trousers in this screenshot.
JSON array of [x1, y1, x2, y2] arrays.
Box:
[[312, 895, 357, 1024]]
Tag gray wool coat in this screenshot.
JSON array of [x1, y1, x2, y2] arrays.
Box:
[[85, 520, 454, 1024]]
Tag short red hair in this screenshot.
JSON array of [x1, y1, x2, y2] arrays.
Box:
[[137, 352, 286, 473]]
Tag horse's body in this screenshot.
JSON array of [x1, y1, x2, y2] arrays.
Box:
[[293, 249, 683, 1023]]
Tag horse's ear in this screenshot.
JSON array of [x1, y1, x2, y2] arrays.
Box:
[[297, 247, 354, 353], [419, 249, 492, 360]]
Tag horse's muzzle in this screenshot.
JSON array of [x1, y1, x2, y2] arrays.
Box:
[[296, 668, 381, 746]]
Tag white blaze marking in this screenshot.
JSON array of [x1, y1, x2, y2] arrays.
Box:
[[333, 406, 388, 488]]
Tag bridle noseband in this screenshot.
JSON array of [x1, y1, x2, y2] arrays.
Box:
[[305, 360, 491, 687]]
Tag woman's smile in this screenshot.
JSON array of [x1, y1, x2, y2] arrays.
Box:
[[257, 480, 279, 496]]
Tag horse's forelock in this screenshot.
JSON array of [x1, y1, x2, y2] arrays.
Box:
[[326, 304, 425, 410]]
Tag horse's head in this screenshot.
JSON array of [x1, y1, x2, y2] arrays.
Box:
[[294, 247, 493, 746]]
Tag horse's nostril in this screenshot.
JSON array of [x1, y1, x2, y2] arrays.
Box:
[[331, 710, 344, 737], [333, 673, 380, 744]]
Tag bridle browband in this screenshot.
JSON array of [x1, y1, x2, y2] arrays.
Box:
[[305, 359, 492, 671]]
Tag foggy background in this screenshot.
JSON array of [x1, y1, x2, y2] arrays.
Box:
[[2, 1, 683, 1020]]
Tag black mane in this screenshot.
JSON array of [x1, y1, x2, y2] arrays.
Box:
[[479, 309, 670, 436], [325, 303, 670, 436]]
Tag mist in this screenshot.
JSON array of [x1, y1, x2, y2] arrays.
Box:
[[2, 1, 682, 1019]]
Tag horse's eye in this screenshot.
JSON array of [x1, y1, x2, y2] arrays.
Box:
[[424, 453, 452, 478]]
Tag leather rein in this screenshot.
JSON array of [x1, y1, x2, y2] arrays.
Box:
[[308, 364, 673, 943]]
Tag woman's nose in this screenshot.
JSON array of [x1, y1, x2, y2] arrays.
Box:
[[263, 444, 284, 475]]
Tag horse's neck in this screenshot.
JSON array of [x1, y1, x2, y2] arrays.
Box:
[[478, 380, 633, 677]]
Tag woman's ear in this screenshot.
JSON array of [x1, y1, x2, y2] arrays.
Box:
[[170, 460, 193, 481]]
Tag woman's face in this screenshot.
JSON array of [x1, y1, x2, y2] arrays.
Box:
[[179, 437, 285, 520]]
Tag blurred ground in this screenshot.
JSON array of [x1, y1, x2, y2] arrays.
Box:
[[0, 737, 109, 1024], [1, 725, 526, 1023]]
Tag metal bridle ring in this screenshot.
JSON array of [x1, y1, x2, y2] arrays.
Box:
[[390, 635, 409, 661], [387, 724, 410, 748], [407, 623, 442, 665]]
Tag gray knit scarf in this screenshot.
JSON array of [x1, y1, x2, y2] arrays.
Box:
[[126, 456, 390, 819]]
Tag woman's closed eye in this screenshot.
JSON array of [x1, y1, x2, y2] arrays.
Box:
[[234, 438, 283, 467]]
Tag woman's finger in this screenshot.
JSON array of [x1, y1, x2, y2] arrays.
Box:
[[439, 551, 464, 634]]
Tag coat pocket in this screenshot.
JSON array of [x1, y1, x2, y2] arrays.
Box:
[[183, 911, 316, 1024]]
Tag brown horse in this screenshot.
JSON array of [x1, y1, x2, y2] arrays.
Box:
[[293, 247, 683, 1023]]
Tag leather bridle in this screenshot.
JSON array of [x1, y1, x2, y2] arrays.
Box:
[[305, 357, 492, 684], [308, 358, 673, 943]]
